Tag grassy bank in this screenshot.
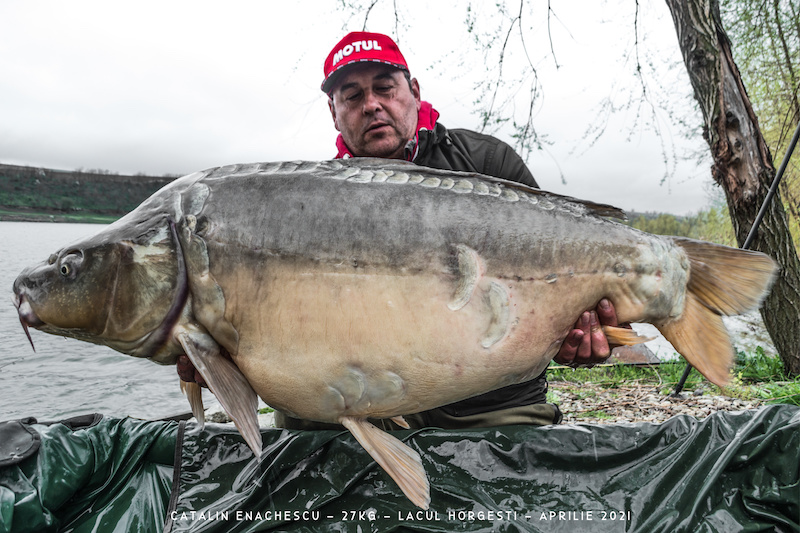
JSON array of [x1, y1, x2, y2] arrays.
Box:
[[548, 348, 800, 407]]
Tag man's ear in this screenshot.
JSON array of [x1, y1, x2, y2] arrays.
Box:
[[328, 98, 341, 132], [411, 78, 421, 111]]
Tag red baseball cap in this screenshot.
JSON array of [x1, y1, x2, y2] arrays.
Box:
[[321, 31, 409, 93]]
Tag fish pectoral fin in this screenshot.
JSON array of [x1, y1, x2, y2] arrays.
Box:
[[180, 380, 206, 428], [340, 416, 430, 509], [601, 325, 655, 346], [177, 331, 262, 456]]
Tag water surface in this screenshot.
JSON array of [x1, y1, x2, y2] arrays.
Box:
[[1, 221, 202, 422]]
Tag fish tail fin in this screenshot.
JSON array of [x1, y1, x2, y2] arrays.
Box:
[[656, 238, 777, 387], [657, 292, 735, 387]]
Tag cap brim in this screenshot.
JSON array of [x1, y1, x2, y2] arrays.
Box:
[[322, 60, 408, 93]]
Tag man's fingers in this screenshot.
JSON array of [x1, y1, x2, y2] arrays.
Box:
[[177, 354, 208, 388], [177, 355, 195, 382], [596, 298, 618, 326], [589, 311, 611, 359], [575, 312, 593, 360], [553, 329, 583, 365]]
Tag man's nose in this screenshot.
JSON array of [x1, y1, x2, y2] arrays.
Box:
[[363, 90, 382, 113]]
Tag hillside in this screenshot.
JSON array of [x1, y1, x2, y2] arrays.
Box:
[[0, 163, 176, 223], [0, 162, 744, 248]]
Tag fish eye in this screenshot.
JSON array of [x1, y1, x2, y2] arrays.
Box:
[[57, 250, 84, 278]]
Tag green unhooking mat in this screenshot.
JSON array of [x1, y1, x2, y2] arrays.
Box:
[[1, 405, 798, 532]]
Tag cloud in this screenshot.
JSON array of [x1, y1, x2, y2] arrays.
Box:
[[0, 0, 711, 214]]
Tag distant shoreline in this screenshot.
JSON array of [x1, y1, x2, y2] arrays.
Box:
[[0, 207, 119, 224], [0, 162, 175, 224]]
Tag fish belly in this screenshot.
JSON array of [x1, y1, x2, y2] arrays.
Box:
[[221, 257, 621, 423]]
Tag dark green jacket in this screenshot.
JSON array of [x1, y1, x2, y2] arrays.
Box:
[[412, 122, 539, 189]]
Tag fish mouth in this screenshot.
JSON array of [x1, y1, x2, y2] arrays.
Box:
[[12, 291, 42, 351]]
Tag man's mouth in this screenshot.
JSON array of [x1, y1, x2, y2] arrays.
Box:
[[366, 122, 391, 134]]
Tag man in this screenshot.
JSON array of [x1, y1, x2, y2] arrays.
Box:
[[274, 32, 625, 430]]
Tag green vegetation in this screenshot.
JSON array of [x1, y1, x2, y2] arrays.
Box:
[[548, 349, 800, 406], [0, 163, 173, 223], [625, 206, 736, 247], [580, 410, 615, 420]]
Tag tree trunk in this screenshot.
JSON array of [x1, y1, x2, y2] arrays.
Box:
[[665, 0, 800, 375]]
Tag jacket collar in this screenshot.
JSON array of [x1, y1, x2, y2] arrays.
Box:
[[334, 101, 440, 161]]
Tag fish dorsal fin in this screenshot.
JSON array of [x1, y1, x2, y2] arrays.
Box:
[[476, 175, 627, 220], [177, 328, 262, 456], [340, 416, 430, 509]]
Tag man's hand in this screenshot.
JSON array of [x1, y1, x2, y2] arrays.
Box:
[[177, 354, 207, 387], [554, 298, 629, 367]]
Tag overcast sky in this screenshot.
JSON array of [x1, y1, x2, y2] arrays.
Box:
[[0, 1, 720, 215]]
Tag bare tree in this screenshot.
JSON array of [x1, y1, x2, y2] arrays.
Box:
[[722, 0, 800, 232], [666, 0, 800, 374]]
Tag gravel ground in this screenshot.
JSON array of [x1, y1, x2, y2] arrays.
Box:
[[549, 381, 764, 425], [200, 383, 764, 429]]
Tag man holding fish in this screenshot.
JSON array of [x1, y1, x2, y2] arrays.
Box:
[[13, 30, 776, 510], [274, 31, 626, 431]]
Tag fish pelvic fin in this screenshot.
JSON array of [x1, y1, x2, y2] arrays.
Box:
[[340, 416, 430, 509], [180, 380, 206, 428], [657, 238, 777, 387], [390, 415, 411, 429], [177, 329, 262, 456]]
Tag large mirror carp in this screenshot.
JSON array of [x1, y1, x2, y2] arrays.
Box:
[[13, 159, 776, 508]]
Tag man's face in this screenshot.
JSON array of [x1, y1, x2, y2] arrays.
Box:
[[329, 63, 421, 159]]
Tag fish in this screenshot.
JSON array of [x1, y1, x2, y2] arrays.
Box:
[[12, 159, 777, 509]]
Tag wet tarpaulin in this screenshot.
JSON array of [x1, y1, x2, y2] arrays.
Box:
[[1, 405, 798, 533], [0, 415, 177, 533]]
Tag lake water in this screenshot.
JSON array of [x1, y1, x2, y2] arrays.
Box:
[[1, 221, 207, 422]]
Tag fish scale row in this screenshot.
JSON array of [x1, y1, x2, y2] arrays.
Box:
[[205, 159, 593, 220]]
